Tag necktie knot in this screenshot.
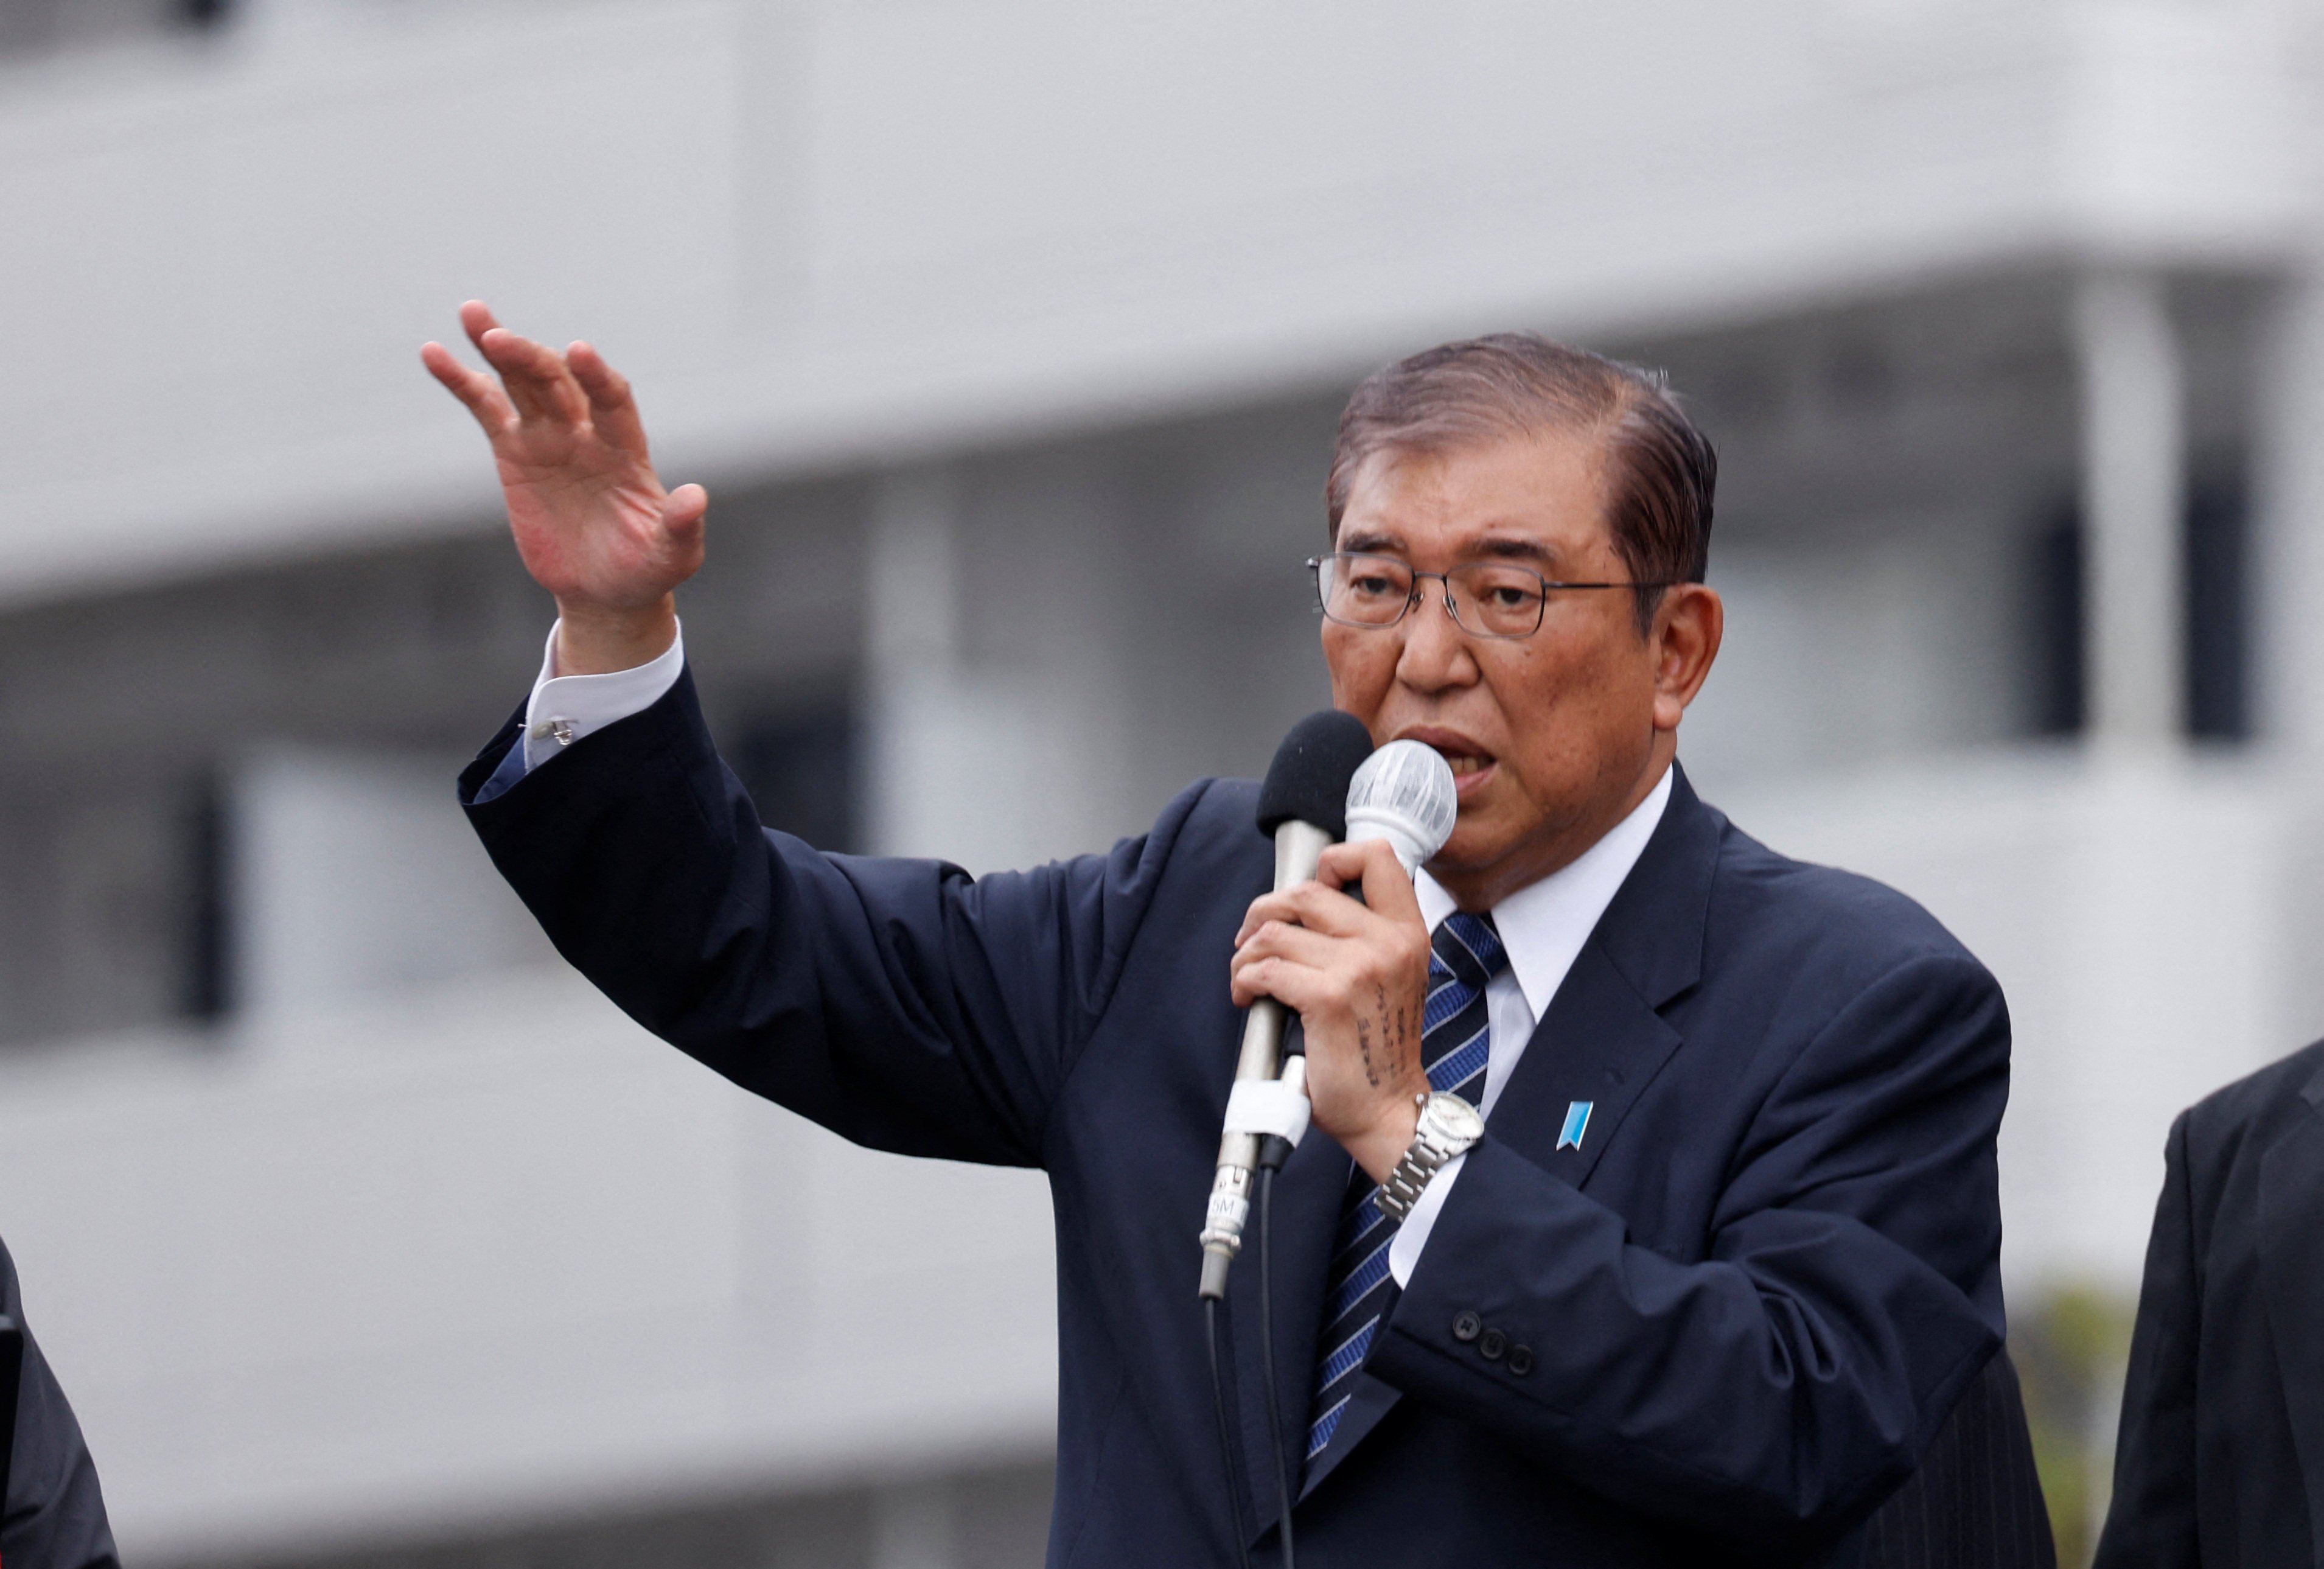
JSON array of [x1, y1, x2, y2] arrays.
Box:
[[1431, 909, 1509, 993]]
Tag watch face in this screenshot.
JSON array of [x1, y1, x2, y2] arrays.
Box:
[[1425, 1092, 1485, 1144]]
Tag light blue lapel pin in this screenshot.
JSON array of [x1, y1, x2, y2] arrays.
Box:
[[1557, 1100, 1594, 1151]]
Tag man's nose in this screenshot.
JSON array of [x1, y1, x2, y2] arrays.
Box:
[[1394, 587, 1481, 693]]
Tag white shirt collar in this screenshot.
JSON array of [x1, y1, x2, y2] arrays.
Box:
[[1413, 766, 1675, 1021]]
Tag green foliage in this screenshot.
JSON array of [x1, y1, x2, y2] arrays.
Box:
[[2011, 1284, 2137, 1569]]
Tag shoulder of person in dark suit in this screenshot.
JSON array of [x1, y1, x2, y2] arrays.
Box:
[[1, 1235, 120, 1569], [2177, 1035, 2324, 1169], [1700, 822, 2048, 1567], [2094, 1036, 2324, 1569], [1681, 809, 2013, 1333]]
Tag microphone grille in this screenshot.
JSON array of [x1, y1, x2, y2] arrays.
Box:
[[1344, 741, 1459, 864]]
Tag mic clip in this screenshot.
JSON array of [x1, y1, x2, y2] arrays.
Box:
[[1224, 1058, 1311, 1170]]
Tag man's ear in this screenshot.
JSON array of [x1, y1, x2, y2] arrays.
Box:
[[1650, 583, 1723, 734]]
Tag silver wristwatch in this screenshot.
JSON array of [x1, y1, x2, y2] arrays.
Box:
[[1375, 1091, 1485, 1222]]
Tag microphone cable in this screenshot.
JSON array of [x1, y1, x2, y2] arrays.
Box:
[[1205, 1295, 1255, 1569], [1202, 1143, 1302, 1569], [1256, 1151, 1298, 1569]]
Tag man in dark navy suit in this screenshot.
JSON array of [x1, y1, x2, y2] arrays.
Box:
[[2094, 1038, 2324, 1568], [429, 312, 2038, 1565], [1, 1234, 119, 1569]]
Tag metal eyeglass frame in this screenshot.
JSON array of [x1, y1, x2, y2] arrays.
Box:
[[1307, 551, 1673, 641]]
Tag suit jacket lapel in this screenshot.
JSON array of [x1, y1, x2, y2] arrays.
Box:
[[1488, 938, 1684, 1187], [1488, 763, 1716, 1185], [1299, 767, 1722, 1503], [2257, 1057, 2324, 1563]]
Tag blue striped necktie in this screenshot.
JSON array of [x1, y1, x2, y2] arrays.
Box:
[[1304, 909, 1507, 1468]]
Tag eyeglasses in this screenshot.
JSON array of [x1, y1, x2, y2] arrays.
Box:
[[1308, 551, 1669, 640]]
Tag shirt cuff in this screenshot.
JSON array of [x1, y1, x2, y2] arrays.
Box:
[[1386, 1151, 1465, 1287], [520, 619, 686, 773]]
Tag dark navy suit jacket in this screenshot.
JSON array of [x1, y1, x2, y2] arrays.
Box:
[[2094, 1039, 2324, 1569], [1, 1237, 118, 1569], [461, 670, 2013, 1567]]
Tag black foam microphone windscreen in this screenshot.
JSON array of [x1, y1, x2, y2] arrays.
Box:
[[1255, 709, 1375, 840]]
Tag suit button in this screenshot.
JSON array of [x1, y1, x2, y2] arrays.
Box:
[[1452, 1311, 1482, 1343], [1479, 1329, 1506, 1360], [1507, 1345, 1534, 1376]]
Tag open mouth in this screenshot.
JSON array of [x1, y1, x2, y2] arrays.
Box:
[[1399, 728, 1498, 798], [1443, 753, 1498, 797]]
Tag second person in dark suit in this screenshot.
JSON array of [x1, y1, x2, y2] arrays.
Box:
[[1, 1234, 119, 1569], [2095, 1037, 2324, 1568]]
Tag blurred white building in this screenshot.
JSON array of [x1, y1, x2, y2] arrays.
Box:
[[2, 1, 2322, 1563]]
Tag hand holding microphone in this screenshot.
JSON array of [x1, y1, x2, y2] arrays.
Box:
[[1196, 711, 1375, 1299], [1231, 739, 1459, 1186], [1198, 718, 1459, 1296]]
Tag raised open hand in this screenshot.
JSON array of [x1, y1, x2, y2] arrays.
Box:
[[422, 301, 705, 673]]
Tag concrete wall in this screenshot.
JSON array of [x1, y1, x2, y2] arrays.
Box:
[[0, 0, 2308, 602], [0, 971, 1058, 1563]]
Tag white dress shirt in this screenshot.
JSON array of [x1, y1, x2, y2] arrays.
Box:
[[510, 622, 1673, 1285]]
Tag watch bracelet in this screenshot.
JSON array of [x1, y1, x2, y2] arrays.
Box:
[[1375, 1142, 1447, 1223]]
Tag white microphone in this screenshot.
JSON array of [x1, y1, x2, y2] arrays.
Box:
[[1344, 739, 1460, 873], [1268, 738, 1459, 1077]]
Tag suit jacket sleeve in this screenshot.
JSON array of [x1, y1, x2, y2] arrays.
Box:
[[1, 1241, 120, 1569], [461, 668, 1186, 1165], [1369, 949, 2011, 1551], [2092, 1111, 2203, 1569]]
